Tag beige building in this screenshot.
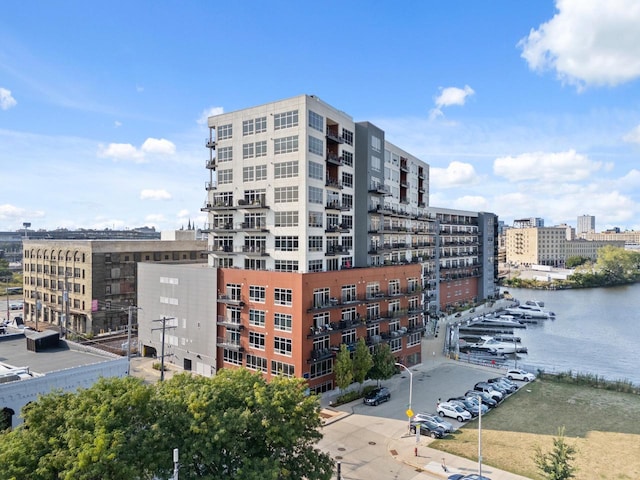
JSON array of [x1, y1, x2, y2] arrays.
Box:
[[22, 232, 206, 335], [583, 231, 640, 244], [505, 227, 625, 267]]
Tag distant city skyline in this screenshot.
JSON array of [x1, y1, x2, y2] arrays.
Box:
[[1, 1, 639, 232]]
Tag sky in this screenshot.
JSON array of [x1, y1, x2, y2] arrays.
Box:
[[1, 0, 640, 233]]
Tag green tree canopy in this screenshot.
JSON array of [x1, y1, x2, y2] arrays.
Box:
[[334, 344, 353, 392], [534, 426, 577, 480], [0, 370, 334, 480], [565, 256, 589, 268], [368, 343, 397, 385], [596, 245, 640, 283], [351, 338, 373, 387]]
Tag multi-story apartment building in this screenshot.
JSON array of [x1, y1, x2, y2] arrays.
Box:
[[513, 217, 544, 229], [577, 214, 596, 236], [194, 94, 498, 393], [505, 227, 624, 267], [22, 231, 206, 334]]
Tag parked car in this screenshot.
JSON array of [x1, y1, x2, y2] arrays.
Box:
[[448, 397, 486, 416], [463, 396, 490, 415], [409, 419, 446, 438], [412, 412, 454, 433], [448, 474, 492, 480], [488, 377, 518, 393], [465, 390, 497, 408], [437, 401, 472, 422], [363, 387, 390, 406], [506, 368, 536, 382], [474, 382, 504, 401]]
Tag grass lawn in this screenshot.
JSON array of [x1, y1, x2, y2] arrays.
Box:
[[430, 379, 640, 479]]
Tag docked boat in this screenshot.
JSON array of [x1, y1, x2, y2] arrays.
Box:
[[474, 315, 525, 328], [469, 336, 526, 354], [506, 302, 555, 319]]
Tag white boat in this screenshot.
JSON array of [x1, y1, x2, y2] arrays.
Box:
[[506, 302, 555, 319], [471, 336, 521, 354]]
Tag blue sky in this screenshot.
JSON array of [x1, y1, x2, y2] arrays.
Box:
[[1, 0, 640, 233]]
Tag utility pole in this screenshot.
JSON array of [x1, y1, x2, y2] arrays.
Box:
[[35, 286, 39, 331], [152, 316, 176, 381], [124, 305, 140, 374], [64, 273, 70, 338], [172, 448, 179, 480]]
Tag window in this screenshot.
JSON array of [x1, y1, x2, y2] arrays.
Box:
[[309, 110, 323, 132], [341, 284, 357, 302], [371, 135, 382, 152], [308, 211, 323, 228], [308, 186, 323, 204], [255, 116, 267, 133], [274, 186, 298, 203], [274, 288, 293, 306], [223, 349, 242, 365], [342, 328, 356, 345], [274, 337, 292, 356], [249, 309, 266, 327], [274, 110, 298, 130], [308, 236, 323, 252], [249, 332, 265, 350], [407, 332, 421, 347], [249, 285, 266, 302], [243, 166, 254, 182], [218, 146, 233, 162], [255, 140, 267, 157], [274, 160, 298, 179], [371, 155, 381, 172], [275, 236, 299, 251], [313, 288, 330, 308], [388, 279, 400, 295], [308, 136, 323, 156], [308, 161, 323, 180], [274, 135, 298, 154], [310, 359, 332, 379], [218, 124, 232, 140], [243, 143, 255, 159], [274, 211, 298, 227], [246, 354, 267, 372], [255, 164, 267, 180], [275, 260, 298, 272], [242, 119, 254, 136], [218, 169, 233, 184], [274, 313, 292, 331], [342, 128, 353, 146], [342, 194, 353, 209], [271, 360, 294, 377], [390, 338, 402, 352], [308, 259, 323, 272], [342, 172, 353, 188], [342, 151, 353, 167]]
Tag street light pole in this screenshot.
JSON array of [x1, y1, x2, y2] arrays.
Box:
[[477, 394, 483, 478], [395, 362, 413, 428]]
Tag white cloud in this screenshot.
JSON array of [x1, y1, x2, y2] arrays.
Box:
[[451, 195, 490, 212], [429, 85, 475, 120], [98, 142, 145, 162], [0, 87, 17, 110], [97, 137, 176, 162], [197, 106, 224, 125], [145, 214, 166, 224], [493, 150, 601, 182], [519, 0, 640, 90], [140, 189, 172, 201], [430, 161, 480, 188], [623, 125, 640, 144], [114, 121, 122, 128], [141, 138, 176, 155], [136, 85, 144, 93]]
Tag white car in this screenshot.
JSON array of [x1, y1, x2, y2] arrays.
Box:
[[412, 412, 454, 433], [506, 369, 536, 382], [437, 401, 472, 422]]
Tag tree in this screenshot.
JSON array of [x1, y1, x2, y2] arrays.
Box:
[[0, 371, 334, 480], [351, 338, 373, 387], [368, 343, 397, 385], [596, 245, 640, 283], [334, 343, 353, 392], [565, 256, 589, 268], [534, 427, 578, 480]]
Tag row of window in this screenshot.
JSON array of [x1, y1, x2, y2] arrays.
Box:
[[223, 349, 295, 377]]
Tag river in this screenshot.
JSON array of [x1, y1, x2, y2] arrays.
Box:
[[504, 283, 640, 386]]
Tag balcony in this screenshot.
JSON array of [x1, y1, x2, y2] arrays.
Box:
[[206, 139, 216, 149], [239, 221, 269, 233], [216, 316, 244, 330], [237, 198, 269, 209], [241, 246, 268, 256], [325, 245, 350, 256], [400, 160, 409, 172], [325, 177, 343, 190], [205, 181, 217, 191], [326, 153, 344, 166], [368, 183, 391, 195], [201, 199, 235, 212], [206, 245, 235, 256], [307, 348, 334, 363], [326, 130, 344, 144], [217, 295, 245, 307], [206, 159, 216, 169], [216, 338, 244, 351], [201, 222, 234, 233]]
